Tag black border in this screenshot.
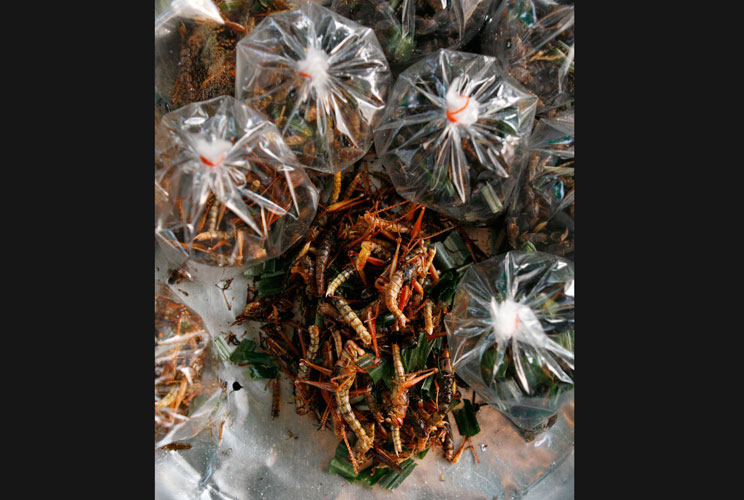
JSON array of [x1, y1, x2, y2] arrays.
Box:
[[575, 3, 708, 495], [30, 3, 155, 495], [21, 1, 713, 497]]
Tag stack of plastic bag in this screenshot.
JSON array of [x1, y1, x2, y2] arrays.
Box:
[[235, 2, 391, 174], [155, 95, 318, 282], [374, 49, 537, 222], [445, 251, 574, 435]]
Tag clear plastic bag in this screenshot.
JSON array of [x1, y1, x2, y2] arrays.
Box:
[[331, 0, 491, 66], [155, 95, 319, 283], [445, 251, 574, 434], [155, 282, 226, 448], [155, 0, 227, 119], [373, 49, 537, 222], [482, 0, 574, 115], [505, 109, 574, 256], [154, 0, 312, 122], [234, 2, 392, 174]]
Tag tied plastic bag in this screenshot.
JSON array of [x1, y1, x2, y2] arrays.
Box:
[[482, 0, 574, 115], [155, 282, 226, 448], [155, 95, 319, 283], [155, 0, 228, 118], [235, 2, 391, 174], [506, 109, 573, 256], [445, 251, 574, 435], [154, 0, 312, 119], [373, 49, 537, 222], [331, 0, 491, 66]]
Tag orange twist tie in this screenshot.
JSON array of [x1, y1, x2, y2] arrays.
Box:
[[200, 154, 224, 167], [446, 95, 470, 123]]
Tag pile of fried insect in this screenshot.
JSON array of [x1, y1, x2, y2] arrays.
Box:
[[232, 164, 485, 478]]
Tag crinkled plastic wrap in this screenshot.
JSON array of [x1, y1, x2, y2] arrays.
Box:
[[445, 251, 574, 434], [373, 49, 537, 222], [155, 282, 226, 448], [235, 2, 391, 174], [482, 0, 574, 115], [155, 95, 319, 283], [506, 110, 573, 256], [331, 0, 491, 66]]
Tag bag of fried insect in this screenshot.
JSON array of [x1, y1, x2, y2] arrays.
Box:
[[481, 0, 574, 117], [373, 49, 537, 223], [155, 95, 319, 284], [505, 109, 573, 257], [154, 0, 313, 120], [234, 2, 391, 174], [155, 282, 226, 449], [331, 0, 491, 67], [445, 251, 574, 438], [155, 0, 229, 122]]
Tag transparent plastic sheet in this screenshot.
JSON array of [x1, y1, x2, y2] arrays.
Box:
[[155, 95, 319, 284], [445, 251, 574, 433], [154, 245, 574, 500], [155, 281, 228, 449], [234, 2, 392, 174], [373, 49, 537, 222], [331, 0, 491, 67], [482, 0, 574, 115], [505, 110, 573, 256]]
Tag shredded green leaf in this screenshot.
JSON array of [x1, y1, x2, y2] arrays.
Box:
[[243, 263, 264, 277], [452, 399, 481, 437], [361, 467, 390, 488], [327, 439, 417, 491], [520, 240, 537, 252], [375, 459, 417, 490], [441, 231, 471, 268], [327, 440, 371, 483], [401, 331, 431, 373], [314, 313, 324, 328], [480, 344, 509, 386], [364, 357, 387, 384], [376, 312, 396, 329], [255, 270, 285, 298], [248, 255, 293, 297], [427, 271, 458, 305], [213, 336, 231, 361], [554, 328, 574, 352], [365, 357, 395, 390], [355, 353, 375, 371], [433, 242, 455, 271], [229, 339, 278, 379], [242, 364, 279, 379]]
